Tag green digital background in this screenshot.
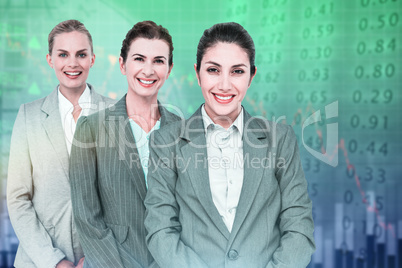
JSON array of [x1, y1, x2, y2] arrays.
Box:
[[0, 0, 401, 267]]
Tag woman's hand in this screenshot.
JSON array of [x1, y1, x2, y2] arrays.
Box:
[[76, 257, 85, 268], [56, 259, 75, 268]]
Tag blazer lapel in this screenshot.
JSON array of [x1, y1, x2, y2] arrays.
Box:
[[158, 101, 176, 126], [87, 83, 115, 113], [41, 88, 70, 177], [104, 95, 148, 201], [180, 107, 230, 240], [229, 110, 268, 240], [88, 84, 105, 113]]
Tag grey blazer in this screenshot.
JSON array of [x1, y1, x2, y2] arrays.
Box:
[[145, 106, 315, 268], [69, 95, 181, 268], [6, 85, 115, 268]]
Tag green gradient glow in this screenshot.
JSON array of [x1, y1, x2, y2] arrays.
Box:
[[0, 0, 401, 266]]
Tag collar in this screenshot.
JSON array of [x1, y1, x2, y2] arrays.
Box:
[[58, 84, 91, 116], [105, 95, 176, 127], [201, 104, 244, 137], [129, 118, 161, 137]]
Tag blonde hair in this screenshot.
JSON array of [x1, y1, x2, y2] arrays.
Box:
[[48, 19, 93, 55]]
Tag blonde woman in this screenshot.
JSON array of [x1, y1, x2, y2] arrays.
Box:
[[7, 20, 114, 268]]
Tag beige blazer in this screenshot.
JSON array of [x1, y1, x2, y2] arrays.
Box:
[[7, 85, 115, 268]]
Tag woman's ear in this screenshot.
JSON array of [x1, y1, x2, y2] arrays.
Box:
[[167, 63, 174, 78], [90, 53, 96, 68], [46, 54, 53, 68], [248, 66, 257, 87], [119, 56, 126, 75], [194, 63, 201, 86]]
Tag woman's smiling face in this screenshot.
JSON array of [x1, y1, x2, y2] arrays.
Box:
[[119, 38, 172, 101], [46, 31, 95, 93], [195, 42, 255, 126]]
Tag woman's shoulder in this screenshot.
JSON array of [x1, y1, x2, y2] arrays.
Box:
[[18, 93, 54, 119], [21, 93, 48, 109], [243, 111, 295, 146]]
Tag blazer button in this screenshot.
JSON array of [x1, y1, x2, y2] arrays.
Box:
[[228, 249, 239, 260]]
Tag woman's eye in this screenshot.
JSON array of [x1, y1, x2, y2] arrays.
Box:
[[59, 53, 67, 57], [155, 59, 164, 64], [207, 68, 218, 73], [78, 53, 87, 58], [233, 69, 244, 74], [134, 57, 144, 61]]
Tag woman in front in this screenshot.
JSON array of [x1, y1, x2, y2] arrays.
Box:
[[7, 20, 114, 268], [69, 21, 181, 267], [145, 22, 315, 267]]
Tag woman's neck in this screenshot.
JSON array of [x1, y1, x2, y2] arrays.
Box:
[[126, 90, 160, 133], [59, 85, 86, 106]]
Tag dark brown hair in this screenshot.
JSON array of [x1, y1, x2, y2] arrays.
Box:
[[120, 21, 173, 66], [196, 22, 255, 75]]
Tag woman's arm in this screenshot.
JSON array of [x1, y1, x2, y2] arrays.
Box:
[[7, 104, 66, 267], [267, 125, 315, 268], [69, 116, 141, 268], [145, 130, 208, 268]]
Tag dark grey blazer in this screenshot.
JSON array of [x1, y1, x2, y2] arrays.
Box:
[[145, 106, 315, 268], [69, 95, 181, 268], [7, 85, 114, 267]]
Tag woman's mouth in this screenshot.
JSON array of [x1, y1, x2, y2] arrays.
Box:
[[64, 71, 82, 78], [213, 93, 235, 104], [138, 78, 156, 87]]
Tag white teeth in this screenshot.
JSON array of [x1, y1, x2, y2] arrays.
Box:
[[65, 72, 80, 75], [139, 79, 155, 84], [214, 94, 233, 100]]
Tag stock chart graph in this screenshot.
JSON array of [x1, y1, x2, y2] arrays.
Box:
[[0, 0, 401, 267]]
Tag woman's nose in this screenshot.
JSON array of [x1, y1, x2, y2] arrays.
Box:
[[67, 56, 79, 68], [218, 73, 231, 91], [142, 61, 155, 76]]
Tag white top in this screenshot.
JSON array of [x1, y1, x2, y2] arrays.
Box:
[[129, 118, 161, 188], [201, 105, 244, 232], [58, 85, 91, 155]]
